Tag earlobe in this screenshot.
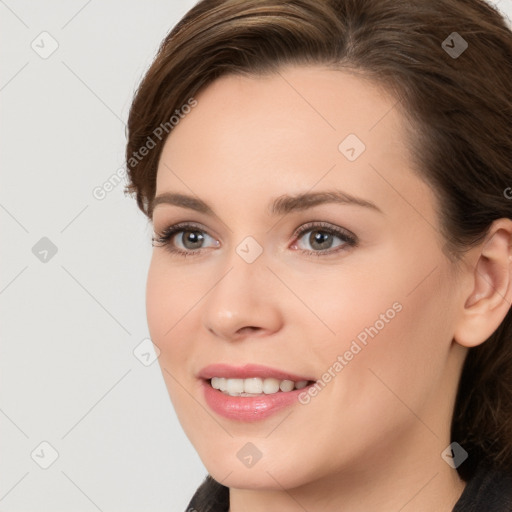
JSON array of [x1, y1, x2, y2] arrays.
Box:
[[454, 219, 512, 348]]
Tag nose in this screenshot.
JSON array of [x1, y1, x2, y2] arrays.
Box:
[[201, 251, 284, 342]]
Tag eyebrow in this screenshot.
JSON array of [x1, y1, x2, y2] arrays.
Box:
[[151, 190, 383, 217]]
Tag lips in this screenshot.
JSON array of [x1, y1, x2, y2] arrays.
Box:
[[198, 363, 315, 382], [198, 363, 316, 421]]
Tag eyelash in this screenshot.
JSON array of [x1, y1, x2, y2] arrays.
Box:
[[151, 221, 358, 258]]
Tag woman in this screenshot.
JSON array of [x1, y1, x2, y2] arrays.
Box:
[[124, 0, 512, 510]]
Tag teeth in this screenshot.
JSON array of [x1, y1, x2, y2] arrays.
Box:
[[279, 380, 295, 392], [226, 378, 244, 395], [244, 378, 263, 394], [211, 377, 226, 390], [209, 377, 310, 395]]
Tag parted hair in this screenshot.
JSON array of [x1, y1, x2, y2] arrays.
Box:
[[125, 0, 512, 491]]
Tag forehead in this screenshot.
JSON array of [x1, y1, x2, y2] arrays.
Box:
[[155, 65, 435, 225], [159, 65, 403, 163]]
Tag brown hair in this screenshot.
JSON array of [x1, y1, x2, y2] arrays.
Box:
[[125, 0, 512, 482]]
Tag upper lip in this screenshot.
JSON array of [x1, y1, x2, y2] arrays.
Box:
[[198, 363, 314, 382]]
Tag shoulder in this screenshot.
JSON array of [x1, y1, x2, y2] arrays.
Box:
[[185, 474, 229, 512], [452, 464, 512, 512]]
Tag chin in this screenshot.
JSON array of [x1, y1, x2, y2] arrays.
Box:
[[200, 448, 315, 491]]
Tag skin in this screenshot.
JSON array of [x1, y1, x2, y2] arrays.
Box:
[[146, 65, 512, 511]]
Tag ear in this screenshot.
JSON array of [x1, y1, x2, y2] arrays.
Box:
[[453, 218, 512, 348]]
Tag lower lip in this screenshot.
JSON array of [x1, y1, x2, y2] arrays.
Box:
[[202, 380, 311, 422]]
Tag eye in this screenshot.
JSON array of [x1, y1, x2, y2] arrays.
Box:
[[152, 221, 357, 258], [291, 222, 357, 255], [152, 222, 219, 256]]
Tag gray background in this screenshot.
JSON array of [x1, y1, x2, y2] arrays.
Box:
[[1, 0, 511, 511]]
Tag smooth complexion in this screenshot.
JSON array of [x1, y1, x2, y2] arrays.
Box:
[[146, 65, 512, 511]]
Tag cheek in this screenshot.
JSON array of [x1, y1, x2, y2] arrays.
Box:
[[146, 260, 205, 426], [333, 269, 452, 417], [146, 262, 172, 348], [296, 247, 454, 411], [145, 257, 198, 370], [146, 253, 202, 340]]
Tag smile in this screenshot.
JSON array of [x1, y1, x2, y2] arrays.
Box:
[[209, 377, 311, 396], [198, 364, 317, 421]]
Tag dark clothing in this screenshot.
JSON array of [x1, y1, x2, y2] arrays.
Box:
[[186, 475, 229, 512], [186, 465, 512, 511], [452, 465, 512, 511]]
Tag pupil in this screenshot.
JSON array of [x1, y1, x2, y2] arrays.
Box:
[[310, 230, 332, 250], [183, 231, 204, 249]]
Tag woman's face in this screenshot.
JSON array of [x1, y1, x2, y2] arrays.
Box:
[[146, 65, 466, 490]]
